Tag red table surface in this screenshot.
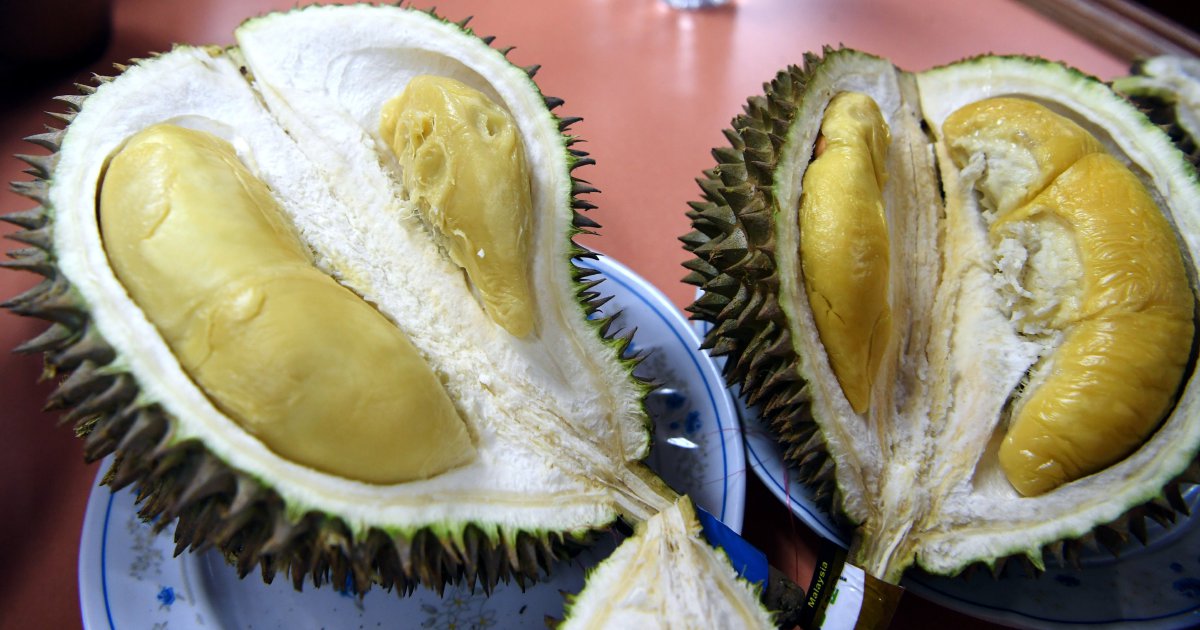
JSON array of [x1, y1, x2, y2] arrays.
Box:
[[0, 1, 1128, 628]]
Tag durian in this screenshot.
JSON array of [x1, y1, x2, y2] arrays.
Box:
[[683, 48, 1200, 583], [560, 496, 776, 630], [4, 4, 679, 595]]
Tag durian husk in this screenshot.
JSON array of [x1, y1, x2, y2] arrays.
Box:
[[1113, 55, 1200, 169], [682, 47, 1200, 581], [2, 7, 658, 596], [681, 53, 841, 510]]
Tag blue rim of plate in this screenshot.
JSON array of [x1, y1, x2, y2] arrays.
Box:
[[78, 253, 746, 629], [578, 254, 745, 530], [693, 311, 1200, 629]]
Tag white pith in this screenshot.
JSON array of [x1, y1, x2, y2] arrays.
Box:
[[51, 6, 665, 538], [773, 51, 1200, 579], [561, 497, 774, 630]]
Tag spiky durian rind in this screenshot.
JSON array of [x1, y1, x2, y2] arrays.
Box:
[[681, 47, 1200, 577], [3, 6, 650, 597], [681, 52, 841, 512]]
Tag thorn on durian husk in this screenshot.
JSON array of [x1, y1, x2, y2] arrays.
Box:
[[4, 276, 86, 329], [15, 153, 56, 178], [46, 111, 76, 125], [705, 336, 742, 358], [1165, 482, 1190, 514], [46, 359, 108, 409], [573, 269, 601, 286], [15, 322, 77, 354], [172, 455, 236, 517], [700, 272, 740, 297], [982, 557, 1006, 579], [24, 130, 63, 152], [516, 532, 544, 581], [575, 276, 604, 295], [53, 93, 87, 111], [558, 116, 583, 132], [1094, 525, 1129, 557], [50, 326, 116, 370], [693, 229, 749, 267], [8, 225, 54, 251], [711, 145, 741, 166], [570, 245, 598, 261], [586, 294, 614, 315], [689, 288, 731, 314], [682, 256, 719, 278], [572, 211, 600, 229], [569, 156, 596, 172], [8, 181, 50, 207], [1, 248, 55, 277], [595, 315, 617, 339], [715, 283, 750, 323], [678, 229, 711, 252]]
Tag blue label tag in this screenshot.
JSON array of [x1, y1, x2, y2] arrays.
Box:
[[695, 506, 769, 587]]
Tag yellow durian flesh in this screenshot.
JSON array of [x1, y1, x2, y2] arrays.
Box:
[[799, 91, 893, 414], [380, 75, 536, 338], [99, 123, 476, 484], [941, 97, 1106, 216], [942, 99, 1194, 496]]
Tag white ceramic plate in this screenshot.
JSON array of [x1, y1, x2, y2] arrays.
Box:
[[695, 317, 1200, 629], [78, 254, 745, 629]]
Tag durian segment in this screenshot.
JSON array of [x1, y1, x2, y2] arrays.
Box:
[[799, 91, 892, 414], [233, 6, 656, 486], [991, 152, 1192, 495], [381, 75, 536, 338], [561, 496, 775, 630], [942, 97, 1194, 496], [911, 57, 1200, 575], [941, 97, 1105, 216], [771, 50, 941, 536], [99, 123, 475, 484]]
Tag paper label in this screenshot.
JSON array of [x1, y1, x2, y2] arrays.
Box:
[[821, 563, 866, 630]]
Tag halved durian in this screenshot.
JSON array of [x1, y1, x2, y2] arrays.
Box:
[[4, 5, 677, 594], [683, 48, 1200, 583]]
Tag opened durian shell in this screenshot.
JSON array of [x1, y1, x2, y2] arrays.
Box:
[[683, 47, 1200, 582], [4, 4, 677, 595]]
